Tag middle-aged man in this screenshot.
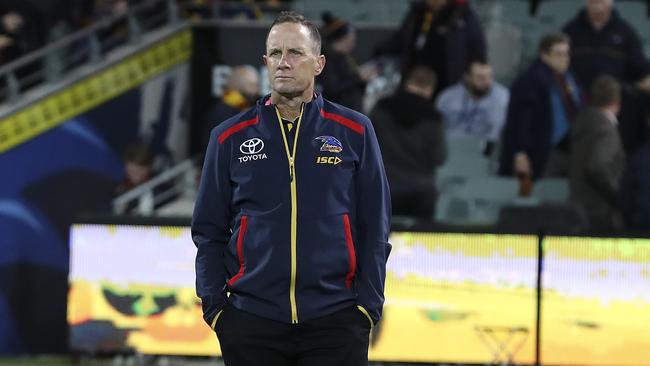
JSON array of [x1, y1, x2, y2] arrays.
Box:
[[570, 75, 626, 231], [563, 0, 650, 91], [499, 32, 583, 179], [192, 11, 391, 366], [435, 61, 509, 152]]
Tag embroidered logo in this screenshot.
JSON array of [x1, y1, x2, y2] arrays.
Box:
[[316, 156, 342, 165], [315, 136, 343, 153], [239, 138, 267, 163], [240, 138, 264, 154]]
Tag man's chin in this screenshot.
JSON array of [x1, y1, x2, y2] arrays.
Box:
[[275, 88, 304, 99]]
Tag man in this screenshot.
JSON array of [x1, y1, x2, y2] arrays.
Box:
[[201, 65, 260, 154], [371, 65, 446, 219], [192, 11, 391, 366], [317, 12, 376, 112], [570, 75, 625, 231], [499, 32, 583, 179], [374, 0, 486, 96], [435, 61, 509, 154], [563, 0, 650, 91]]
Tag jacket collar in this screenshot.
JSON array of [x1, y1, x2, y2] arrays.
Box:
[[257, 93, 324, 126]]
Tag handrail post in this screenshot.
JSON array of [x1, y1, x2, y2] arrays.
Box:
[[167, 0, 179, 25], [128, 12, 142, 44], [89, 31, 102, 65], [6, 72, 20, 103]]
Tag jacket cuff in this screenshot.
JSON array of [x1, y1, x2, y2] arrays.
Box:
[[201, 294, 227, 327]]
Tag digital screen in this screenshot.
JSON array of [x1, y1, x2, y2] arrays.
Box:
[[69, 224, 538, 363], [68, 224, 220, 356], [370, 232, 538, 364], [541, 236, 650, 366]]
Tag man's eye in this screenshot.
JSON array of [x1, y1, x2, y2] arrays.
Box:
[[290, 49, 302, 55], [269, 50, 280, 56]]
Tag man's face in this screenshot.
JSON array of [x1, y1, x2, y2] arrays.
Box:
[[586, 0, 613, 18], [336, 32, 356, 55], [125, 162, 151, 186], [465, 63, 493, 97], [238, 69, 260, 100], [264, 22, 325, 98], [542, 42, 570, 74]]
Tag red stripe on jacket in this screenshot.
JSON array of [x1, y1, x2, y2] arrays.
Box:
[[227, 216, 248, 286], [342, 214, 357, 289], [218, 116, 260, 144], [320, 110, 364, 135]]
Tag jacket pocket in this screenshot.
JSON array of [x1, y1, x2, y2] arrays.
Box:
[[227, 215, 248, 287], [297, 213, 356, 293]]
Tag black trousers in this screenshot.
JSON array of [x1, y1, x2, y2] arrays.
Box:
[[215, 304, 371, 366]]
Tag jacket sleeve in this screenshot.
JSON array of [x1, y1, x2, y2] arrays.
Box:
[[498, 78, 538, 176], [355, 120, 392, 324], [191, 127, 232, 327], [623, 25, 650, 82], [619, 152, 638, 225], [584, 126, 622, 207]]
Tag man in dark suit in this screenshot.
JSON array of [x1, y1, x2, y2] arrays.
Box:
[[499, 32, 583, 179], [570, 75, 626, 231]]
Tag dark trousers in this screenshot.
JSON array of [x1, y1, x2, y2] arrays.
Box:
[[215, 304, 371, 366]]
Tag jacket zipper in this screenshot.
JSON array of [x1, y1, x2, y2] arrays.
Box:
[[275, 104, 304, 324]]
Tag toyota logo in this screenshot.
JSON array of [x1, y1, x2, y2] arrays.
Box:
[[240, 138, 265, 154]]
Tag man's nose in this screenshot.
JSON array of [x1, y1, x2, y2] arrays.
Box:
[[278, 53, 291, 68]]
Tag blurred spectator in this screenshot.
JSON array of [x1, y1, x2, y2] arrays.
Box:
[[563, 0, 650, 93], [621, 138, 650, 231], [370, 65, 447, 219], [499, 32, 584, 180], [0, 1, 47, 65], [115, 142, 155, 196], [201, 65, 260, 152], [435, 60, 509, 156], [570, 75, 625, 231], [374, 0, 486, 96], [317, 12, 377, 113], [215, 0, 291, 20]]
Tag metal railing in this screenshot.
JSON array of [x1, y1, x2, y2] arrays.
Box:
[[0, 0, 182, 105], [112, 158, 198, 215]]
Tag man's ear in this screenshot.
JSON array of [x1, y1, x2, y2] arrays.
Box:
[[263, 55, 268, 66], [315, 54, 326, 75]]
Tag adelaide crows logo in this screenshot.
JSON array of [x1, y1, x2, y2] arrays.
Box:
[[315, 136, 343, 153]]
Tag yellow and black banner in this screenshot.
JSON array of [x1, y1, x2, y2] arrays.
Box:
[[0, 29, 192, 153]]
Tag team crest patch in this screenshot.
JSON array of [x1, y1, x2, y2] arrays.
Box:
[[315, 136, 343, 153]]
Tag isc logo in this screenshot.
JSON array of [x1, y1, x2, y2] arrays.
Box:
[[316, 156, 342, 165]]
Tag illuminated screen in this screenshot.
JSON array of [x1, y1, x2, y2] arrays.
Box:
[[69, 224, 537, 362], [68, 224, 220, 356], [541, 236, 650, 366], [370, 232, 538, 364]]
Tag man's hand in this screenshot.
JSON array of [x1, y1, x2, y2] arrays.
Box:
[[514, 152, 532, 177], [0, 35, 13, 49], [636, 74, 650, 92]]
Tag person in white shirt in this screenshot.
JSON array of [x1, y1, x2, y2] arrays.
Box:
[[435, 61, 509, 154]]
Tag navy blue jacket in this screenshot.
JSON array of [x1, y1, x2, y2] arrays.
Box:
[[563, 9, 650, 88], [621, 143, 650, 229], [192, 94, 391, 328], [499, 59, 581, 178]]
